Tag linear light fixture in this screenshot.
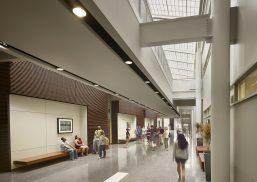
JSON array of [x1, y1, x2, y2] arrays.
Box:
[[145, 81, 150, 84]]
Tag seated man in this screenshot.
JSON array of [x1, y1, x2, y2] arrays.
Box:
[[75, 135, 89, 156], [60, 137, 78, 160]]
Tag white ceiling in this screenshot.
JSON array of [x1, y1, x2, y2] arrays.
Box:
[[0, 0, 177, 117]]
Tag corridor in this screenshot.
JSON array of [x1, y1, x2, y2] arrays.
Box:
[[0, 138, 205, 182]]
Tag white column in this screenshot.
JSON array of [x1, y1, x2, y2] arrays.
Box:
[[211, 0, 230, 182], [195, 48, 202, 139]]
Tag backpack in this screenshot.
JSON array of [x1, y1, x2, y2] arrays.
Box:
[[103, 136, 109, 145]]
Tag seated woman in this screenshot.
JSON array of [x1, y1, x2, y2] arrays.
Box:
[[75, 135, 89, 156]]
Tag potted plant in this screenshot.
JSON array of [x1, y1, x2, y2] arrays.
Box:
[[195, 123, 203, 146], [203, 123, 211, 181]]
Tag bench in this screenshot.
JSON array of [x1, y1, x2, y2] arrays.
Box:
[[118, 138, 136, 144], [199, 153, 205, 171], [14, 151, 69, 166]]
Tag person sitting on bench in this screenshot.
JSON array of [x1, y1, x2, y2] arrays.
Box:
[[75, 135, 89, 156], [60, 137, 78, 160]]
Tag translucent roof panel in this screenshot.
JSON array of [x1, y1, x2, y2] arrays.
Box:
[[146, 0, 200, 80], [147, 0, 201, 20]]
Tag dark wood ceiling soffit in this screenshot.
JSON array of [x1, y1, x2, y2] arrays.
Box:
[[60, 0, 179, 116]]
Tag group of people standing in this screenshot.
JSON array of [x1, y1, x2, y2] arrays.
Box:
[[145, 125, 170, 151], [92, 126, 109, 159], [60, 125, 109, 160]]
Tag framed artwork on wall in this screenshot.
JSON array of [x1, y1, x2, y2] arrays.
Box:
[[57, 118, 73, 133]]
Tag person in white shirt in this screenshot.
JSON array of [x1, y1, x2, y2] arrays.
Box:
[[173, 133, 189, 181], [60, 137, 78, 160]]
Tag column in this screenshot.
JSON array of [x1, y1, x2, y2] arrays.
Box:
[[211, 0, 230, 181], [195, 47, 202, 139]]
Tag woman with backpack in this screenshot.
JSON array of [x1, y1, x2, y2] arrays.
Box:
[[173, 133, 189, 181]]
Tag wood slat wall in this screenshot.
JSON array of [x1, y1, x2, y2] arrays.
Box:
[[0, 62, 11, 171], [10, 61, 110, 152]]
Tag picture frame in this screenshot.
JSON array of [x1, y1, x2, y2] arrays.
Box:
[[57, 118, 73, 133]]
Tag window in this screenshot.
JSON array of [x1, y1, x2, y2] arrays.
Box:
[[232, 66, 257, 103]]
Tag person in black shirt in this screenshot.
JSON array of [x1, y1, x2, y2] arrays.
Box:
[[125, 128, 130, 147]]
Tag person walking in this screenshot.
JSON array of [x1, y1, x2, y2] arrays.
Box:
[[173, 133, 189, 181], [125, 128, 130, 147], [163, 127, 169, 151]]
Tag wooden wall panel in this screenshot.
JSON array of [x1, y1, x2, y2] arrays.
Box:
[[119, 100, 145, 116], [136, 115, 144, 128], [10, 61, 110, 151], [0, 62, 11, 171], [111, 101, 119, 144]]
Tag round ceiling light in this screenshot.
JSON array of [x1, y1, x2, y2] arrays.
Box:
[[56, 67, 64, 71], [72, 7, 87, 18], [125, 61, 133, 65]]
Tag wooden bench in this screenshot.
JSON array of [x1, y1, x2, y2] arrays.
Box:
[[118, 138, 136, 144], [14, 151, 69, 166], [199, 153, 205, 171]]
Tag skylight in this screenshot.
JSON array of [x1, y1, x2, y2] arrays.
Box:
[[146, 0, 201, 80]]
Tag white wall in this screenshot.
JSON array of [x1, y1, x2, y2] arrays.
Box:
[[117, 113, 136, 140], [230, 0, 257, 84], [10, 95, 87, 169], [230, 0, 257, 181], [231, 97, 257, 182], [144, 118, 154, 128]]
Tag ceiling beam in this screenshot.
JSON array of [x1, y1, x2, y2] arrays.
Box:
[[140, 14, 211, 47]]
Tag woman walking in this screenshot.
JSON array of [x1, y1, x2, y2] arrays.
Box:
[[173, 133, 189, 181]]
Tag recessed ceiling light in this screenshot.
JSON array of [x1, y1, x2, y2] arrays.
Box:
[[72, 7, 87, 18], [94, 84, 99, 87], [0, 45, 6, 49], [125, 61, 133, 65], [145, 81, 150, 84], [56, 67, 64, 71], [162, 98, 165, 99], [155, 91, 159, 94]]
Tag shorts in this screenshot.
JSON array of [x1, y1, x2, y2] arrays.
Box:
[[175, 157, 187, 164]]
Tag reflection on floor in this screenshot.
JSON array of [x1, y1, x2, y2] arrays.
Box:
[[0, 137, 206, 182]]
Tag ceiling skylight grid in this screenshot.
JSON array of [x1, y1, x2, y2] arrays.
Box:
[[147, 0, 201, 79]]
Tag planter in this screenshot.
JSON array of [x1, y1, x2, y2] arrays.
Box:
[[204, 152, 211, 181], [197, 137, 203, 146]]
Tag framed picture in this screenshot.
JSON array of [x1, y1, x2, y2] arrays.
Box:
[[57, 118, 73, 133]]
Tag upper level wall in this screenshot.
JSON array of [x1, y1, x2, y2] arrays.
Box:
[[230, 0, 257, 181], [230, 0, 257, 84], [92, 0, 173, 101]]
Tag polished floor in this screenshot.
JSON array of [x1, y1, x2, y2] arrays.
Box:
[[0, 137, 206, 182]]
